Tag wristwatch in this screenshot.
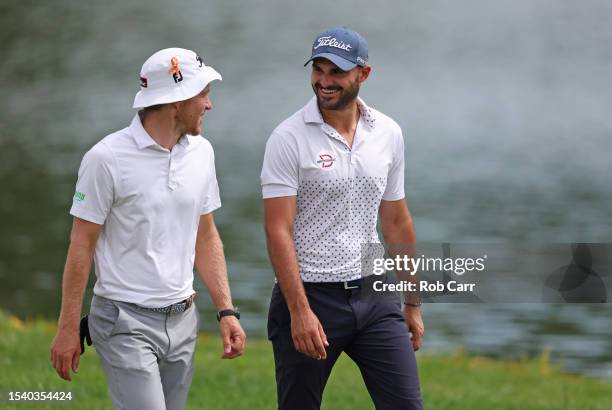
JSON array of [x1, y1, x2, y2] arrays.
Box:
[[216, 307, 240, 322]]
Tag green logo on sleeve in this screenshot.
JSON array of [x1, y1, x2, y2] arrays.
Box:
[[74, 191, 86, 202]]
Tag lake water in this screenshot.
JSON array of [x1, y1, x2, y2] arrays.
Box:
[[1, 1, 611, 379]]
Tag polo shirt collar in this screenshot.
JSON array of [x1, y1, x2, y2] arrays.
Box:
[[303, 96, 377, 130], [178, 134, 192, 148], [129, 114, 191, 150]]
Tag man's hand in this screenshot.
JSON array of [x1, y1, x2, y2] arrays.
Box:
[[50, 328, 81, 381], [50, 217, 101, 381], [195, 213, 245, 360], [403, 305, 424, 351], [219, 316, 246, 359], [290, 308, 329, 360], [264, 197, 328, 360]]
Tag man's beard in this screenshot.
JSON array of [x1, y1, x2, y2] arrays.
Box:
[[178, 113, 201, 136], [313, 80, 360, 111]]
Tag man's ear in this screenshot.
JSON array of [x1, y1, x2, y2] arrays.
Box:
[[168, 101, 181, 116], [360, 65, 372, 82]]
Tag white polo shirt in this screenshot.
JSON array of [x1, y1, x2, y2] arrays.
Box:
[[261, 97, 405, 282], [70, 114, 221, 307]]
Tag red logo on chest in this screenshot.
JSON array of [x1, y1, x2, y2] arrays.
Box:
[[316, 152, 336, 169]]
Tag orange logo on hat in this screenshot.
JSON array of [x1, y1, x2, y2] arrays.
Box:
[[168, 57, 184, 83], [168, 57, 180, 74]]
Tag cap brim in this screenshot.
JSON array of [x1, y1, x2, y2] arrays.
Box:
[[133, 66, 222, 109], [304, 53, 357, 71]]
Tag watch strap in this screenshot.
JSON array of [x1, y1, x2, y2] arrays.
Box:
[[216, 308, 240, 321]]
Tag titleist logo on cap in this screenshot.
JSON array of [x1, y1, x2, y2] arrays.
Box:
[[314, 36, 352, 51]]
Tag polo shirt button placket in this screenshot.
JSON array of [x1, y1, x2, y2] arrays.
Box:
[[168, 151, 177, 190], [346, 142, 354, 221]]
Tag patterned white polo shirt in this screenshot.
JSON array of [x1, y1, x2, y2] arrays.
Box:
[[261, 97, 405, 282]]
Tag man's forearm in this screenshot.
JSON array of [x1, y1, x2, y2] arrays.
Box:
[[382, 212, 420, 305], [265, 228, 309, 314], [57, 242, 94, 330], [195, 230, 233, 311]]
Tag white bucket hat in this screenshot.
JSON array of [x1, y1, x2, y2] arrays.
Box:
[[133, 48, 222, 109]]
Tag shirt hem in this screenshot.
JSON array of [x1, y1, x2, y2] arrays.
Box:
[[262, 188, 298, 199], [69, 209, 106, 225], [381, 192, 405, 201], [200, 202, 222, 215]]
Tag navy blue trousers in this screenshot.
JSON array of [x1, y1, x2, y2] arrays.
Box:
[[268, 282, 424, 410]]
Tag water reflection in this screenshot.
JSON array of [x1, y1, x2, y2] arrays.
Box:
[[1, 1, 612, 378]]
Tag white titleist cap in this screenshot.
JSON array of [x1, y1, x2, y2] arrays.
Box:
[[133, 48, 222, 109]]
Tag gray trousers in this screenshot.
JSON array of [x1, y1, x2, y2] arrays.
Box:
[[88, 295, 199, 410]]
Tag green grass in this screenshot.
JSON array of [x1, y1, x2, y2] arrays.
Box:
[[1, 312, 610, 410]]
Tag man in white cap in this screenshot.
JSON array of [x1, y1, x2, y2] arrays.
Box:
[[50, 48, 245, 410]]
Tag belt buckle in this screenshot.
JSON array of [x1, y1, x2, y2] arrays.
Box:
[[175, 294, 194, 314], [184, 295, 193, 310], [343, 281, 359, 290]]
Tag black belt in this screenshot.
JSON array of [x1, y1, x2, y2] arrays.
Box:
[[305, 277, 364, 290]]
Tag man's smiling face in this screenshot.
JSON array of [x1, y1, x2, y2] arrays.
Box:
[[311, 58, 369, 111]]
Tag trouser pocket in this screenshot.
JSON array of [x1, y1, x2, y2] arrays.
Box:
[[267, 284, 290, 340], [88, 295, 121, 344]]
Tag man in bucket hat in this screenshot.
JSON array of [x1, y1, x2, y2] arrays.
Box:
[[51, 48, 245, 410], [262, 28, 424, 409]]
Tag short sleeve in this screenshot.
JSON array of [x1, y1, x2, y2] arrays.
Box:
[[382, 130, 405, 201], [69, 143, 117, 224], [261, 131, 299, 198], [200, 146, 222, 215]]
